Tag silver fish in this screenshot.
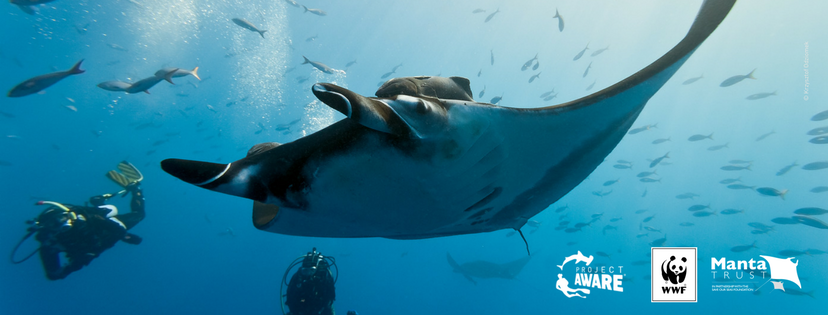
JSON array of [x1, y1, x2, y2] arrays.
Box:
[[727, 184, 755, 190], [679, 222, 694, 227], [637, 170, 657, 178], [688, 133, 713, 141], [97, 80, 132, 92], [472, 9, 485, 13], [812, 109, 828, 121], [539, 89, 556, 98], [746, 91, 776, 100], [586, 81, 596, 91], [573, 43, 589, 61], [302, 56, 338, 74], [583, 62, 592, 78], [478, 85, 486, 98], [756, 187, 788, 199], [652, 137, 671, 144], [810, 186, 828, 193], [528, 72, 541, 83], [603, 179, 619, 186], [521, 54, 538, 71], [793, 207, 828, 216], [771, 217, 799, 225], [682, 74, 703, 85], [720, 209, 743, 215], [302, 5, 327, 16], [640, 177, 661, 183], [810, 136, 828, 144], [707, 143, 729, 151], [490, 94, 502, 104], [612, 164, 631, 169], [490, 49, 494, 65], [720, 69, 756, 87], [776, 162, 799, 176], [7, 60, 85, 97], [591, 46, 609, 57], [232, 18, 267, 38], [484, 9, 500, 23], [553, 8, 564, 32], [720, 165, 751, 171], [688, 204, 710, 211], [643, 215, 656, 223], [794, 215, 828, 229], [806, 126, 828, 136], [802, 161, 828, 170], [649, 152, 669, 168]]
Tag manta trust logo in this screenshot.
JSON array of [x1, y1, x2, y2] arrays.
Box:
[[710, 254, 804, 295], [555, 251, 624, 299], [651, 247, 697, 302]]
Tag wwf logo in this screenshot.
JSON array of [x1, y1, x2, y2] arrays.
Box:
[[661, 255, 688, 285]]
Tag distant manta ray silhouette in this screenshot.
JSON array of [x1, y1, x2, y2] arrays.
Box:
[[161, 0, 737, 239], [446, 252, 532, 285]]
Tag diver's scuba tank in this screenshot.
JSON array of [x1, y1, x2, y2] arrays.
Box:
[[279, 247, 338, 315]]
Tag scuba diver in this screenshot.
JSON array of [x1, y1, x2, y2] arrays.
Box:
[[10, 161, 145, 280], [282, 248, 338, 315]]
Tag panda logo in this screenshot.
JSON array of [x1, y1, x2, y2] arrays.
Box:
[[660, 255, 687, 284]]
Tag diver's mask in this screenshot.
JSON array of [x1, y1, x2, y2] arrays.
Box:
[[34, 201, 84, 234]]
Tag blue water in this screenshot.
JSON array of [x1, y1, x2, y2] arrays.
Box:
[[1, 0, 825, 314]]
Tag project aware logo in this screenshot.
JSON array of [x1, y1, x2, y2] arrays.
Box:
[[651, 247, 697, 302], [555, 251, 623, 299]]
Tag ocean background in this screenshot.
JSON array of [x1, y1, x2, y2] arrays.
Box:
[[1, 0, 825, 314]]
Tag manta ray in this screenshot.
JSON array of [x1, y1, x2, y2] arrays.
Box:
[[446, 253, 532, 285], [161, 0, 736, 239]]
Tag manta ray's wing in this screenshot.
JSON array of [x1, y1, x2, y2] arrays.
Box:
[[499, 255, 532, 279], [447, 253, 478, 285]]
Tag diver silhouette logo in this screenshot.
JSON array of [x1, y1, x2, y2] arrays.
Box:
[[660, 256, 687, 284], [556, 251, 623, 299]]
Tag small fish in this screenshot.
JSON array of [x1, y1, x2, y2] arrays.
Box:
[[649, 152, 669, 168], [639, 177, 661, 183], [302, 5, 328, 16], [490, 49, 494, 65], [720, 209, 743, 215], [595, 251, 612, 259], [727, 184, 755, 190], [532, 61, 540, 71], [636, 233, 649, 238], [707, 143, 729, 151], [345, 60, 357, 68], [574, 222, 590, 228], [628, 123, 657, 135], [472, 8, 486, 14], [650, 236, 667, 247], [564, 227, 582, 233], [810, 186, 828, 193], [552, 8, 564, 32], [617, 160, 633, 165], [748, 222, 773, 230], [8, 60, 85, 97], [566, 241, 578, 246], [643, 215, 656, 223], [558, 221, 570, 226], [719, 177, 742, 185], [637, 170, 657, 178], [746, 91, 776, 100], [793, 207, 828, 216], [125, 76, 165, 94], [554, 205, 569, 213], [155, 67, 201, 82], [643, 226, 661, 233], [539, 89, 556, 98], [206, 104, 217, 113], [779, 250, 808, 257], [232, 18, 267, 38], [583, 62, 592, 78], [284, 0, 300, 7], [543, 93, 558, 101], [721, 164, 751, 171], [612, 164, 631, 169], [810, 136, 828, 144], [586, 81, 596, 91], [573, 43, 589, 61], [794, 215, 828, 229], [302, 56, 340, 74], [776, 162, 799, 176], [635, 209, 648, 215], [771, 217, 799, 225], [802, 161, 828, 170], [688, 133, 713, 141], [675, 193, 698, 199], [679, 222, 695, 227], [641, 189, 648, 197], [807, 126, 828, 136], [478, 86, 486, 98], [730, 242, 757, 252], [756, 130, 775, 141], [720, 69, 756, 87], [682, 74, 704, 85], [609, 217, 622, 223], [528, 72, 541, 83], [603, 178, 619, 186], [490, 94, 503, 105], [146, 149, 156, 156], [97, 80, 132, 92], [477, 69, 482, 77], [526, 220, 542, 228], [652, 137, 671, 144], [688, 204, 710, 211], [484, 9, 500, 23], [521, 54, 538, 71], [591, 46, 609, 57], [812, 109, 828, 121]]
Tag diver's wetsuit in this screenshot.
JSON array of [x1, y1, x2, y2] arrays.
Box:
[[36, 187, 145, 280], [286, 266, 336, 315]]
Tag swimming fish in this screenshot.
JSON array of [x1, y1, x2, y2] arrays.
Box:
[[810, 136, 828, 144], [108, 43, 129, 52], [643, 215, 655, 223], [155, 67, 201, 82], [756, 130, 775, 141], [553, 8, 564, 32], [302, 5, 327, 16], [583, 62, 592, 77], [160, 1, 737, 239], [8, 60, 85, 97], [628, 123, 657, 135], [679, 222, 694, 227], [707, 143, 728, 151], [812, 109, 828, 121], [613, 164, 632, 169], [682, 74, 703, 85], [810, 186, 828, 193], [793, 215, 828, 229], [490, 94, 502, 104], [720, 209, 743, 215], [637, 170, 657, 178], [543, 93, 558, 101], [532, 61, 540, 71], [478, 85, 486, 98], [554, 205, 569, 213], [490, 50, 494, 65], [771, 217, 799, 225], [650, 236, 667, 247], [539, 89, 556, 98], [472, 9, 486, 14], [746, 91, 776, 100], [730, 241, 757, 252], [776, 162, 798, 176], [652, 137, 670, 144], [477, 69, 482, 77], [807, 126, 828, 136], [720, 69, 756, 87], [756, 187, 788, 199], [484, 9, 500, 23], [720, 164, 751, 171], [675, 193, 698, 199], [639, 177, 661, 183], [573, 43, 589, 61], [528, 72, 541, 83], [97, 80, 133, 92], [793, 207, 828, 216], [603, 179, 619, 186], [649, 152, 669, 168], [727, 184, 755, 190], [125, 69, 177, 94], [688, 204, 710, 212], [302, 56, 339, 74], [688, 133, 713, 141], [232, 18, 267, 38], [586, 81, 596, 91], [284, 0, 300, 7], [521, 54, 538, 71], [802, 161, 828, 170], [591, 46, 609, 57]]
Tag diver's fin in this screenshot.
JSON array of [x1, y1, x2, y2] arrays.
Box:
[[107, 170, 131, 188], [117, 160, 144, 182]]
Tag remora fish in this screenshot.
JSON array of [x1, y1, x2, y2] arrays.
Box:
[[232, 18, 267, 38], [161, 1, 736, 238], [8, 60, 85, 97]]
